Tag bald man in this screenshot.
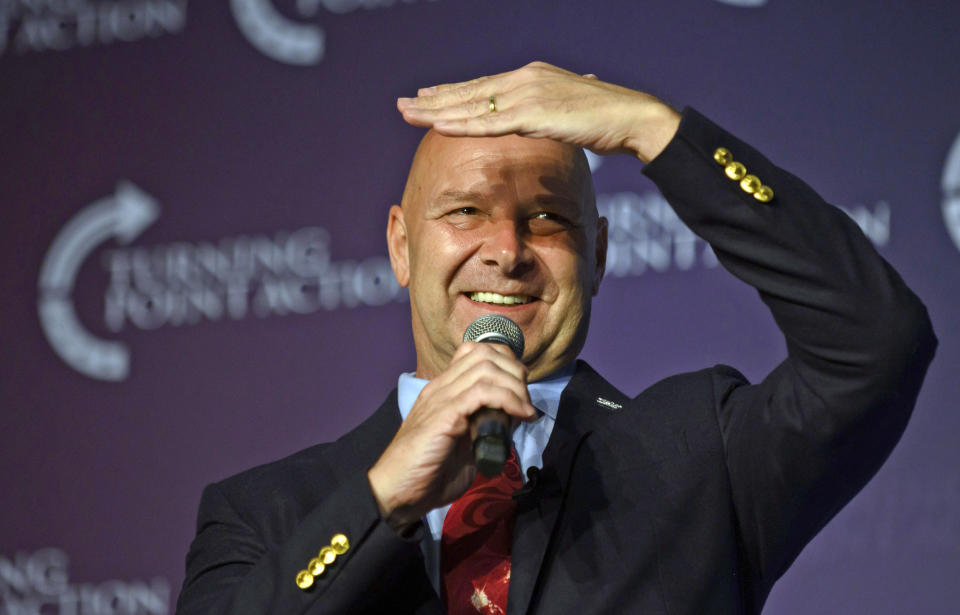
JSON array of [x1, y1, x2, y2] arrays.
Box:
[[176, 63, 935, 615]]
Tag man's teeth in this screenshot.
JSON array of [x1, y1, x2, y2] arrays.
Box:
[[469, 292, 532, 305]]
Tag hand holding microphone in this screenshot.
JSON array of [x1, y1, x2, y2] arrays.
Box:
[[367, 314, 533, 531], [462, 314, 525, 477]]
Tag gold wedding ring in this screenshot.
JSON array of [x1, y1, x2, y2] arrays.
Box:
[[488, 96, 497, 113]]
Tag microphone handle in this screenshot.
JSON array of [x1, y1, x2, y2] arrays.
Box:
[[472, 407, 510, 477]]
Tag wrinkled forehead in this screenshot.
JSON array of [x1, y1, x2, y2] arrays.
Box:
[[403, 131, 595, 216]]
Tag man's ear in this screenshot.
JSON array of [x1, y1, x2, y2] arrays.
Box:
[[386, 205, 410, 287], [592, 216, 608, 296]]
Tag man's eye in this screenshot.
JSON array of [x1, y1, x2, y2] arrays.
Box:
[[449, 207, 478, 216], [529, 211, 571, 233], [444, 206, 483, 229]]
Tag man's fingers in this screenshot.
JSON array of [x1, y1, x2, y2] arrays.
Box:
[[458, 382, 535, 422], [418, 76, 489, 96], [433, 357, 532, 413], [401, 67, 528, 112], [416, 67, 518, 96], [416, 61, 564, 96], [400, 105, 523, 135], [410, 370, 534, 436], [411, 343, 534, 424], [402, 80, 495, 110], [449, 341, 528, 384], [433, 110, 527, 138], [401, 93, 507, 124], [417, 79, 487, 98], [451, 340, 520, 368]]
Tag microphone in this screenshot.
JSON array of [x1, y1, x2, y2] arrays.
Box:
[[462, 314, 525, 477]]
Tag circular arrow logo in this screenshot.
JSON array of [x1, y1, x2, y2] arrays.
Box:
[[230, 0, 325, 66], [229, 0, 439, 66], [37, 181, 159, 381]]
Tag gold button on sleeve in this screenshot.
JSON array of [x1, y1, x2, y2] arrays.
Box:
[[724, 161, 747, 181], [753, 185, 774, 203], [330, 534, 349, 555], [319, 546, 337, 565], [296, 570, 314, 590], [740, 174, 761, 194], [713, 147, 732, 165], [307, 557, 326, 576]]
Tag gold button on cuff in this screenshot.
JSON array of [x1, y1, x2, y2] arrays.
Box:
[[297, 533, 353, 589], [724, 161, 747, 181], [753, 185, 774, 203], [331, 534, 349, 555], [319, 546, 337, 565], [740, 174, 761, 194], [713, 147, 732, 166], [295, 570, 314, 590]]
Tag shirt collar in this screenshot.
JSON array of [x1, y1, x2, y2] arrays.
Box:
[[397, 363, 575, 421]]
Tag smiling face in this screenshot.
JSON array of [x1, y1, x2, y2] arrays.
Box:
[[387, 131, 607, 381]]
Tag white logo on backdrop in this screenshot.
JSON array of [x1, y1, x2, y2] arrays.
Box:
[[0, 548, 169, 615], [38, 181, 405, 381], [38, 182, 159, 382], [941, 130, 960, 254], [597, 190, 890, 276], [599, 191, 719, 275], [230, 0, 438, 66], [0, 0, 187, 57], [100, 226, 403, 332]]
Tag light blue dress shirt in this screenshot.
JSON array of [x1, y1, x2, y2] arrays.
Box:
[[396, 364, 574, 590]]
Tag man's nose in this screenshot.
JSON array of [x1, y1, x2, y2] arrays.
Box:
[[479, 220, 533, 275]]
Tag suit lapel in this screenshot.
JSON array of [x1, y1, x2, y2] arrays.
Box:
[[323, 389, 402, 485], [507, 361, 629, 615], [326, 369, 629, 615]]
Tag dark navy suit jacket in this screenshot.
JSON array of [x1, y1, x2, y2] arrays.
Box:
[[175, 109, 936, 615]]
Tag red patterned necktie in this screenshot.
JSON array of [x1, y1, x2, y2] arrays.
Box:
[[441, 450, 524, 615]]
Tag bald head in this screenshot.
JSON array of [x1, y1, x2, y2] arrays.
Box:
[[400, 130, 596, 224]]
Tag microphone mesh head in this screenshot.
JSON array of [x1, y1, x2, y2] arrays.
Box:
[[462, 314, 525, 359]]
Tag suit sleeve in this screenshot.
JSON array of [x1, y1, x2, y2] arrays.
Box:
[[175, 467, 429, 615], [642, 108, 937, 609]]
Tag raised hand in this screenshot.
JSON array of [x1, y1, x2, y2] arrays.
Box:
[[367, 342, 537, 532], [397, 61, 681, 163]]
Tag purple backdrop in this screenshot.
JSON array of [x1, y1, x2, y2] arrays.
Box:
[[2, 1, 958, 613]]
